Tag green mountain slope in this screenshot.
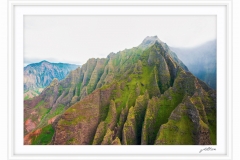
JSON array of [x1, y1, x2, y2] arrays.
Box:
[[24, 36, 216, 145]]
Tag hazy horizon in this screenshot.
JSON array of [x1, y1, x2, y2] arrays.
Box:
[[24, 15, 216, 66]]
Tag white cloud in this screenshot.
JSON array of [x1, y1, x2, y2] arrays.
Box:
[[24, 15, 216, 65]]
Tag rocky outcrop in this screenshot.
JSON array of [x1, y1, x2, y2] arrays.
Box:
[[25, 119, 36, 133], [154, 87, 215, 145], [111, 137, 121, 145], [92, 121, 107, 145], [92, 100, 117, 145], [101, 128, 115, 145], [52, 84, 115, 145], [141, 97, 160, 145], [122, 107, 137, 145]]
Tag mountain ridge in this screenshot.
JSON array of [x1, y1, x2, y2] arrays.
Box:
[[170, 39, 216, 89], [24, 60, 79, 98], [24, 60, 79, 68], [23, 36, 216, 145]]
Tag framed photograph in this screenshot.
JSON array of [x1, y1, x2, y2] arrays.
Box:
[[7, 0, 233, 159]]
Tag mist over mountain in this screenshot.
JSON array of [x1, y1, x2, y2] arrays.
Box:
[[24, 61, 79, 99], [24, 36, 216, 145], [170, 40, 216, 89]]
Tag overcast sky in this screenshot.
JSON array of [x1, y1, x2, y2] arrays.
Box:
[[24, 15, 216, 66]]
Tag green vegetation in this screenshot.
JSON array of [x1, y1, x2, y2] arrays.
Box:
[[122, 106, 137, 145], [39, 104, 65, 126], [204, 93, 217, 145], [87, 59, 107, 94], [92, 121, 107, 145], [133, 91, 149, 144], [76, 82, 82, 96], [58, 115, 84, 126], [34, 100, 44, 109], [24, 37, 216, 145], [58, 85, 63, 96], [155, 114, 195, 145], [24, 95, 30, 100], [31, 125, 54, 145]]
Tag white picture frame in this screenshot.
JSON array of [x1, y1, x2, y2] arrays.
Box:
[[5, 0, 234, 160]]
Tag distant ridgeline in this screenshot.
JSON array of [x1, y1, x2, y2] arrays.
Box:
[[24, 36, 216, 145], [170, 39, 216, 90], [24, 61, 79, 99]]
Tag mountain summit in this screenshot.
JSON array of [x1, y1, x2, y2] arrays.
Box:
[[139, 36, 163, 49], [24, 36, 216, 145], [24, 61, 79, 98]]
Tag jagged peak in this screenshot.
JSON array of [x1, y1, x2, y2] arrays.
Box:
[[138, 35, 164, 49], [41, 60, 49, 63], [107, 52, 116, 59], [143, 35, 161, 42], [39, 60, 51, 65]]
